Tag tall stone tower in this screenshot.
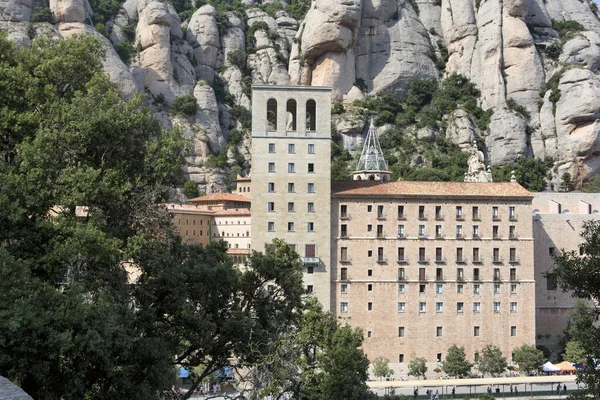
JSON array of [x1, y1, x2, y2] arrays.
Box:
[[250, 85, 333, 310], [353, 119, 391, 182]]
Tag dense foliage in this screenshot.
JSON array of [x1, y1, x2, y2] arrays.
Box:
[[441, 345, 472, 378], [492, 157, 553, 192], [512, 344, 545, 375], [476, 345, 508, 377]]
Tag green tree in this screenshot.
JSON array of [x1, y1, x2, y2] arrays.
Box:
[[442, 345, 472, 378], [477, 345, 508, 377], [408, 355, 428, 380], [512, 344, 545, 375], [183, 179, 199, 198], [492, 157, 553, 192], [562, 340, 586, 364], [559, 172, 575, 192], [257, 298, 375, 400], [171, 94, 197, 116], [551, 232, 600, 396], [372, 356, 394, 381]]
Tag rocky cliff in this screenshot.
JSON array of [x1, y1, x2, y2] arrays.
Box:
[[2, 0, 600, 191]]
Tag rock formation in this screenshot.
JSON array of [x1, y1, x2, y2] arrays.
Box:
[[2, 0, 600, 188]]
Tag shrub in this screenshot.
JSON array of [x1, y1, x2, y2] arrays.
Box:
[[171, 95, 197, 116], [553, 19, 585, 38], [492, 157, 553, 192], [227, 50, 246, 69], [228, 129, 243, 146], [331, 104, 345, 115], [88, 0, 122, 24], [507, 98, 530, 120], [544, 40, 562, 60], [229, 105, 252, 130], [247, 21, 270, 52], [121, 22, 137, 41], [287, 0, 311, 21], [183, 180, 199, 198], [115, 41, 135, 63], [31, 8, 53, 23]]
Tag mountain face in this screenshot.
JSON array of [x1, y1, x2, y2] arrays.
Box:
[[2, 0, 600, 191]]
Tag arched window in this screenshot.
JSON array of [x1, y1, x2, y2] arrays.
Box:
[[306, 99, 316, 131], [267, 98, 277, 131], [286, 99, 297, 131]]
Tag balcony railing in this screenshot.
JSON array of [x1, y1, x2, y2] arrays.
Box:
[[377, 232, 385, 239], [472, 256, 483, 263], [340, 213, 350, 220], [456, 233, 464, 239], [397, 233, 406, 239], [340, 232, 349, 239], [397, 256, 409, 264], [377, 257, 387, 264], [493, 234, 501, 240], [418, 232, 427, 238], [436, 275, 444, 281], [419, 214, 427, 220], [493, 275, 501, 281], [456, 257, 467, 263], [472, 233, 481, 239], [435, 233, 444, 239], [492, 257, 503, 264], [340, 257, 351, 264], [397, 213, 406, 220], [473, 275, 481, 281], [509, 258, 520, 264], [377, 213, 386, 220], [509, 234, 518, 240], [457, 276, 465, 282], [456, 214, 465, 221], [398, 274, 407, 281], [418, 257, 429, 264], [435, 257, 446, 264], [509, 213, 518, 221], [492, 215, 501, 221], [435, 214, 444, 221], [473, 214, 481, 221]]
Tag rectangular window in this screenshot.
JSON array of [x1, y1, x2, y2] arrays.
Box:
[[419, 205, 426, 219], [435, 206, 442, 219], [307, 265, 314, 274], [268, 162, 275, 173], [341, 283, 348, 293], [436, 248, 443, 263], [307, 202, 314, 212], [340, 302, 348, 313], [398, 268, 405, 280], [418, 225, 426, 236], [367, 224, 372, 232], [510, 302, 517, 312], [305, 244, 316, 258], [340, 224, 347, 237], [367, 302, 373, 311], [287, 222, 294, 232], [456, 206, 463, 219], [377, 225, 384, 237], [456, 225, 463, 238], [288, 163, 295, 173], [288, 202, 295, 212], [268, 182, 275, 192], [474, 268, 480, 281], [436, 326, 443, 336], [474, 326, 480, 336], [509, 206, 516, 219], [509, 225, 516, 239], [493, 248, 500, 263], [399, 354, 405, 363], [493, 225, 499, 238], [398, 302, 406, 312], [472, 206, 480, 220], [398, 283, 405, 293], [308, 163, 314, 173], [288, 182, 295, 192], [510, 283, 517, 293], [457, 248, 464, 263], [494, 284, 500, 293], [510, 248, 517, 263], [457, 302, 464, 313], [419, 302, 426, 312], [307, 183, 315, 193], [419, 284, 426, 293], [367, 205, 372, 212], [268, 202, 275, 212], [419, 248, 426, 263], [436, 302, 443, 313], [340, 204, 348, 218], [377, 205, 384, 219], [457, 284, 464, 293], [436, 284, 443, 294], [368, 284, 373, 291], [307, 222, 314, 232], [473, 248, 480, 263], [340, 267, 347, 280], [340, 247, 348, 262], [308, 144, 315, 154], [472, 225, 479, 238], [473, 302, 481, 312], [547, 276, 557, 290], [288, 143, 295, 153], [399, 327, 405, 337], [377, 247, 384, 262], [268, 143, 275, 153], [457, 268, 464, 281], [492, 206, 499, 219], [268, 221, 275, 231], [494, 302, 501, 312], [398, 225, 405, 238], [397, 247, 405, 262], [398, 205, 405, 219], [510, 268, 517, 281], [474, 284, 480, 294], [511, 326, 517, 336], [436, 225, 442, 238], [436, 268, 443, 281], [307, 285, 313, 293]]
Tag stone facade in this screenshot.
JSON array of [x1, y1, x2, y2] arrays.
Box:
[[533, 192, 600, 359], [250, 85, 332, 310], [331, 181, 536, 375]]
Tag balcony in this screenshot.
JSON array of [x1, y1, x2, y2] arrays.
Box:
[[418, 214, 427, 220], [492, 257, 504, 264], [302, 257, 320, 265], [377, 213, 386, 220], [509, 258, 520, 264], [397, 256, 409, 264], [397, 213, 406, 220], [436, 274, 444, 282], [397, 233, 406, 239], [493, 275, 501, 281], [509, 213, 518, 221], [376, 232, 385, 239], [418, 257, 430, 264], [473, 214, 481, 221], [509, 234, 518, 240], [377, 257, 387, 264], [340, 257, 352, 264], [435, 257, 447, 264], [456, 233, 464, 239], [457, 276, 465, 282], [472, 256, 483, 264], [398, 274, 407, 281], [492, 215, 501, 221], [473, 275, 481, 281], [472, 233, 481, 240], [435, 214, 444, 221], [492, 234, 501, 240], [456, 214, 465, 221], [435, 233, 444, 239], [340, 232, 349, 239], [340, 212, 350, 220], [456, 257, 467, 264]]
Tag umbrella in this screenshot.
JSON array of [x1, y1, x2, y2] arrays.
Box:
[[179, 367, 190, 378], [554, 361, 576, 372], [216, 367, 233, 379], [542, 361, 561, 372]]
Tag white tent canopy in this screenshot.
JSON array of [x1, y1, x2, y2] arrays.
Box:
[[542, 361, 561, 372]]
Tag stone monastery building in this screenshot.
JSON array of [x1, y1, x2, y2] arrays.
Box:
[[171, 85, 600, 374]]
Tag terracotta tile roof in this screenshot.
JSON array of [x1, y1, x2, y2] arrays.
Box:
[[212, 209, 251, 216], [189, 192, 251, 203], [165, 204, 215, 215], [331, 180, 533, 199]]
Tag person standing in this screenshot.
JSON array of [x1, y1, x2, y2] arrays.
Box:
[[515, 386, 518, 395], [563, 384, 567, 393]]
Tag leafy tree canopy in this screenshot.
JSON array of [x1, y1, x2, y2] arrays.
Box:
[[492, 157, 553, 192], [372, 357, 394, 380], [477, 345, 508, 377], [408, 355, 428, 380], [442, 345, 472, 378], [512, 344, 545, 375]]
